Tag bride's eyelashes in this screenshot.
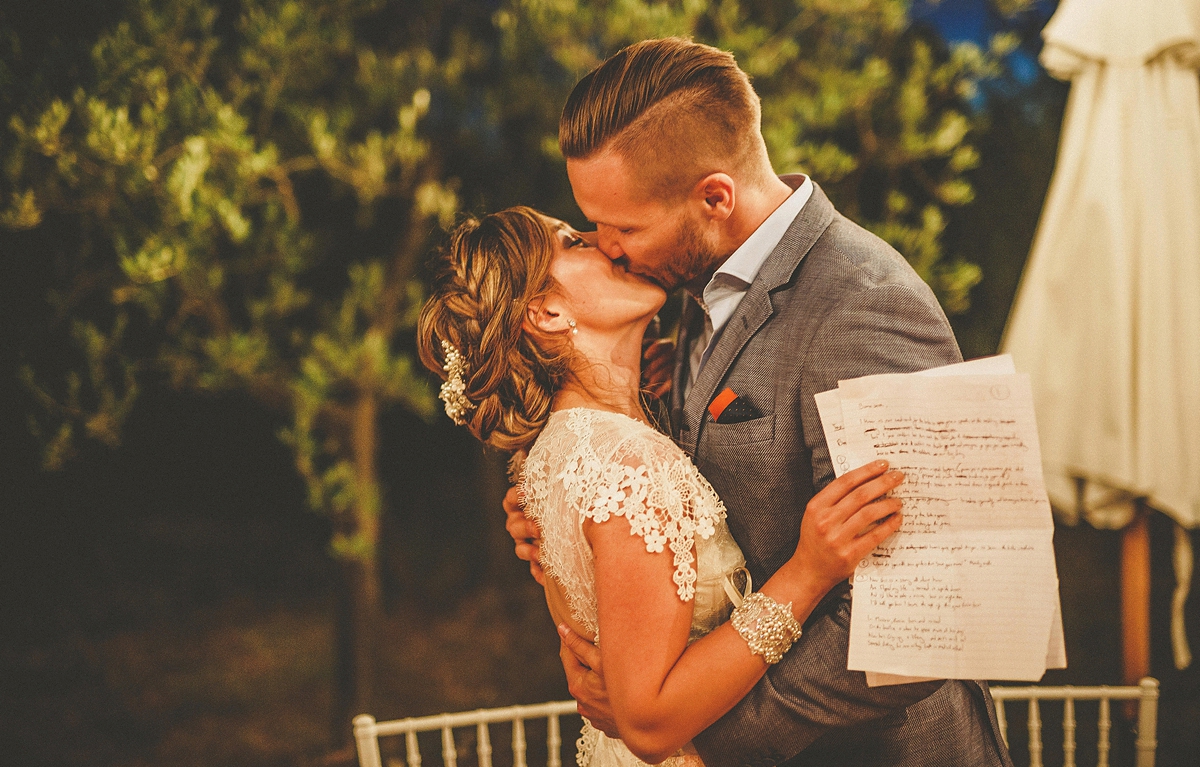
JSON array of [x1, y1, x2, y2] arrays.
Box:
[[556, 228, 588, 249]]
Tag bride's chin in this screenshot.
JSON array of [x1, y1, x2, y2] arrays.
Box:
[[647, 292, 668, 315]]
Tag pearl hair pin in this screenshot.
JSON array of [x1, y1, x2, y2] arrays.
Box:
[[438, 340, 474, 426]]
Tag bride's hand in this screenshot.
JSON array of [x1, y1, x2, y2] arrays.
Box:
[[641, 337, 674, 398], [789, 460, 904, 591]]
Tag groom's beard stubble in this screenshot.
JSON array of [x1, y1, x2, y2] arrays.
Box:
[[643, 220, 722, 293]]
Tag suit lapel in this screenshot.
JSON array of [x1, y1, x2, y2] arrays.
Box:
[[679, 181, 837, 455], [680, 290, 772, 453]]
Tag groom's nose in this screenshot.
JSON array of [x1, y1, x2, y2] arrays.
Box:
[[596, 226, 625, 260]]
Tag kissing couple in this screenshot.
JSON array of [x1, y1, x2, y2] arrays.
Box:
[[418, 37, 1013, 767]]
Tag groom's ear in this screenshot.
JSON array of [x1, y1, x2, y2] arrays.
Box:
[[692, 173, 735, 222], [524, 296, 571, 336]]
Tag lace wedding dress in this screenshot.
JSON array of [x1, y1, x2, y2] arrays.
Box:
[[520, 408, 747, 767]]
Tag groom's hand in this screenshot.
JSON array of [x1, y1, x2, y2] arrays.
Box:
[[503, 485, 545, 585], [558, 623, 620, 737]]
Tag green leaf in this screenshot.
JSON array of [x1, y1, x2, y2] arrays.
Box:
[[0, 190, 43, 230]]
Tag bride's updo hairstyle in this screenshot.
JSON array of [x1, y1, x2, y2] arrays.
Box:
[[417, 206, 575, 452]]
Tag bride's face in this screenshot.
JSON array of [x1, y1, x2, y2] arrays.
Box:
[[544, 218, 667, 334]]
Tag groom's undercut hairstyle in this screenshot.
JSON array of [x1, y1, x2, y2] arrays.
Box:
[[559, 37, 769, 201]]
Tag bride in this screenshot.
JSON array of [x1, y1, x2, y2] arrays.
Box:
[[417, 207, 904, 767]]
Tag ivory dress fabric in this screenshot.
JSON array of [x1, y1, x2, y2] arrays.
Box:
[[521, 408, 746, 767]]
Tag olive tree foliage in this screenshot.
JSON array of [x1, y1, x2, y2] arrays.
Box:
[[494, 0, 1034, 314], [6, 0, 467, 520], [4, 0, 1036, 565], [3, 0, 475, 725], [3, 0, 1034, 728]]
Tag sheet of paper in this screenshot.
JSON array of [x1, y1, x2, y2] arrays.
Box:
[[1047, 593, 1066, 669], [862, 580, 1065, 685], [816, 362, 1062, 682], [815, 356, 1017, 486], [815, 358, 1065, 683], [817, 357, 1065, 683]]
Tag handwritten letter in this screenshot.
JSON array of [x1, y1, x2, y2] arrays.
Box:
[[818, 359, 1064, 682]]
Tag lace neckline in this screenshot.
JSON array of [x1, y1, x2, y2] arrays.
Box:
[[549, 406, 650, 429]]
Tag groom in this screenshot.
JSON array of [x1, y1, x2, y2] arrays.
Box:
[[506, 38, 1012, 766]]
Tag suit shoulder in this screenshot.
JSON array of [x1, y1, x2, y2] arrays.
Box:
[[808, 213, 931, 295], [772, 212, 959, 366]]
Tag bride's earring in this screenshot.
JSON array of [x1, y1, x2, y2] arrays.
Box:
[[567, 319, 578, 335]]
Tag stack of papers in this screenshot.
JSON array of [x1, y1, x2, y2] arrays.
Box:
[[815, 356, 1066, 685]]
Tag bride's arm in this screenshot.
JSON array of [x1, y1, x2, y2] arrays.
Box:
[[587, 460, 903, 764]]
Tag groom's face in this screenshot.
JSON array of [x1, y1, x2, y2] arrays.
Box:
[[567, 150, 718, 292]]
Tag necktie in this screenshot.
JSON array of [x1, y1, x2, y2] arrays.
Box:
[[686, 298, 714, 399]]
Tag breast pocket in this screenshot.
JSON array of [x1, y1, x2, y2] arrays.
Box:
[[701, 413, 775, 445]]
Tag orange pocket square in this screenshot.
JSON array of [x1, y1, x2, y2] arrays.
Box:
[[708, 388, 763, 424]]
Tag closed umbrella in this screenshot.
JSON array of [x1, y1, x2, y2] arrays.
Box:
[[1001, 0, 1200, 675]]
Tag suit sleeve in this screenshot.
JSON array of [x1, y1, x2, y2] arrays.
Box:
[[691, 282, 963, 767]]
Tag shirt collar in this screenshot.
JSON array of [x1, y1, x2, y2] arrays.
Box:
[[708, 174, 813, 291]]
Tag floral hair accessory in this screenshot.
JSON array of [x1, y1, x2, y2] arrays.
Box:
[[439, 340, 474, 426]]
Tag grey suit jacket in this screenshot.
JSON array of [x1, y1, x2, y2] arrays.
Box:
[[681, 181, 1013, 767]]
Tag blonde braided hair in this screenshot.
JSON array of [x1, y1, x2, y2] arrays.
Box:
[[417, 207, 575, 452]]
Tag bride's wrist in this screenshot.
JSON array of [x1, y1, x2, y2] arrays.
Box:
[[760, 560, 825, 623]]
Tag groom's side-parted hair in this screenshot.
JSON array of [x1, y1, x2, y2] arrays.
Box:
[[559, 37, 769, 201]]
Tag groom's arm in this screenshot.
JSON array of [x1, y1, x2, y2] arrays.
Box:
[[692, 281, 963, 766], [695, 590, 944, 765]]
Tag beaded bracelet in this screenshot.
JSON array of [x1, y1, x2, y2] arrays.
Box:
[[730, 591, 804, 664]]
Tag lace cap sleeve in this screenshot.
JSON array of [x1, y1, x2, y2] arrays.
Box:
[[527, 409, 727, 603]]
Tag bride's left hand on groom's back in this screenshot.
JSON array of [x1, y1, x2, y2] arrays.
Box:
[[641, 337, 674, 399]]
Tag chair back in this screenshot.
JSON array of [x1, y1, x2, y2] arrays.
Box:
[[354, 701, 580, 767], [357, 680, 1161, 767], [990, 677, 1158, 767]]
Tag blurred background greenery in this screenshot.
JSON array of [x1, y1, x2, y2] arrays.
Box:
[[0, 0, 1196, 765]]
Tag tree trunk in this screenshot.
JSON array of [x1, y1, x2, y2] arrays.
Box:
[[332, 389, 383, 746]]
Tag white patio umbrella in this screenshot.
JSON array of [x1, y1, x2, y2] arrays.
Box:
[[1001, 0, 1200, 673]]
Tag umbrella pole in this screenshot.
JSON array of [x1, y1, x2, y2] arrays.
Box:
[[1121, 499, 1152, 696]]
